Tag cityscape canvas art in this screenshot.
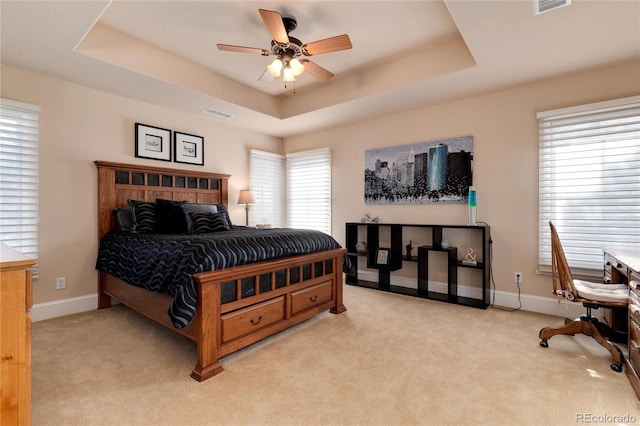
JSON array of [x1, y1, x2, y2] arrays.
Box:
[[365, 136, 473, 204]]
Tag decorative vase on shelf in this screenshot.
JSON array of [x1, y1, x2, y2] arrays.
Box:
[[355, 241, 367, 254]]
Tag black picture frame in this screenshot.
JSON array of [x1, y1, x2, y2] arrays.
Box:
[[135, 123, 171, 162], [174, 131, 204, 166], [376, 248, 390, 265]]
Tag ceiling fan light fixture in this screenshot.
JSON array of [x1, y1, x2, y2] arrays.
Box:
[[267, 58, 283, 77], [283, 66, 296, 82], [217, 8, 352, 88], [290, 58, 305, 76]]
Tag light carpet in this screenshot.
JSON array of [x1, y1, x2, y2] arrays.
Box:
[[32, 284, 640, 425]]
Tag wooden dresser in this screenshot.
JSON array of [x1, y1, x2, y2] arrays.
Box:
[[627, 269, 640, 399], [604, 249, 640, 399], [0, 243, 35, 425]]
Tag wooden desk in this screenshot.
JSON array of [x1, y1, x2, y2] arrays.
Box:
[[0, 243, 35, 425], [603, 249, 640, 399]]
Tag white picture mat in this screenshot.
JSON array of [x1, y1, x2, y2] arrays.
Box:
[[135, 123, 171, 161], [175, 132, 204, 165]]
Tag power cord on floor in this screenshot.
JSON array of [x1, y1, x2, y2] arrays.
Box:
[[476, 222, 522, 312]]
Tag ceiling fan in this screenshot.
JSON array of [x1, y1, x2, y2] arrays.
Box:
[[216, 9, 352, 86]]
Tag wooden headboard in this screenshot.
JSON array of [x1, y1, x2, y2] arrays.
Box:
[[95, 161, 230, 239]]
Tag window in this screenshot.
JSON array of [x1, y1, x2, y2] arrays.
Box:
[[538, 96, 640, 276], [249, 149, 285, 228], [0, 98, 40, 275], [249, 148, 332, 234], [287, 148, 331, 234]]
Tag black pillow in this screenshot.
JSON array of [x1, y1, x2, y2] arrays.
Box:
[[216, 203, 233, 227], [190, 212, 231, 234], [156, 199, 187, 234], [113, 207, 134, 232], [127, 200, 157, 233], [180, 203, 218, 234]]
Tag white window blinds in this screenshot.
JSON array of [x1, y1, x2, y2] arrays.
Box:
[[538, 96, 640, 276], [249, 149, 285, 228], [286, 148, 331, 234], [0, 98, 40, 274]]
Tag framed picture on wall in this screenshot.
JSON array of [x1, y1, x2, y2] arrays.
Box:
[[174, 132, 204, 166], [135, 123, 171, 162], [376, 248, 390, 266]]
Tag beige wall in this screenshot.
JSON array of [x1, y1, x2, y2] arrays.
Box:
[[1, 59, 638, 309], [0, 64, 283, 304], [283, 59, 640, 300]]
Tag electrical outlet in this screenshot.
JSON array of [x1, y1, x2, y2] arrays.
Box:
[[56, 276, 66, 289], [514, 272, 522, 284]]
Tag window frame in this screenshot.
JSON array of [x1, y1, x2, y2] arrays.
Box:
[[537, 95, 640, 277], [249, 149, 285, 228], [249, 147, 332, 235], [286, 148, 332, 235], [0, 98, 40, 276]]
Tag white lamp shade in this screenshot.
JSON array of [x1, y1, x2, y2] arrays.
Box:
[[238, 189, 256, 204], [290, 58, 305, 76], [283, 66, 296, 82], [267, 59, 283, 77]]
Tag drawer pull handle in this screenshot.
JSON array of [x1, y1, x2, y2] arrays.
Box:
[[250, 316, 263, 326], [309, 295, 318, 303]]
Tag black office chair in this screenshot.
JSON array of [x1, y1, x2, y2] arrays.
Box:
[[539, 221, 628, 372]]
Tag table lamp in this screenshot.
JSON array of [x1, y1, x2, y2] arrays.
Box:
[[237, 189, 255, 226]]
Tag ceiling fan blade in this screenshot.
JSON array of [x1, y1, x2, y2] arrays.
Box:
[[259, 9, 289, 45], [301, 60, 334, 82], [258, 68, 275, 82], [302, 34, 352, 56], [217, 44, 271, 55]]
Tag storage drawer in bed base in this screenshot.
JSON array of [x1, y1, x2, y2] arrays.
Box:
[[291, 280, 333, 315], [222, 296, 285, 343]]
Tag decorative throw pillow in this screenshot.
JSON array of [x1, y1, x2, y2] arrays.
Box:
[[190, 212, 231, 234], [216, 203, 233, 227], [113, 207, 134, 232], [181, 203, 218, 234], [127, 200, 157, 233], [156, 198, 187, 234]]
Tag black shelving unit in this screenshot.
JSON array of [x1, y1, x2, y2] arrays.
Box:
[[345, 222, 491, 309]]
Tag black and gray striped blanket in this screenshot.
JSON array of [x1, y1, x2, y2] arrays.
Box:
[[95, 227, 343, 328]]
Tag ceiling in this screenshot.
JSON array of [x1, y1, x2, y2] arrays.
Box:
[[1, 1, 639, 138]]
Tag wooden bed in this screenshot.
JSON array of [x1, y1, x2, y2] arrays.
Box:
[[95, 160, 346, 381]]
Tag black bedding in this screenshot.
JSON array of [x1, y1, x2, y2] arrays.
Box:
[[96, 227, 343, 328]]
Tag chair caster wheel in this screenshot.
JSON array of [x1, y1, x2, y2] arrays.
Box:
[[540, 339, 548, 348], [611, 363, 622, 372]]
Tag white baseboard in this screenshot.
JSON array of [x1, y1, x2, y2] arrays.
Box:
[[32, 294, 98, 322], [356, 270, 591, 319], [31, 275, 593, 323]]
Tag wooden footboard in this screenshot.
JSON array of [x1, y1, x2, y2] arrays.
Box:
[[99, 247, 346, 381], [191, 247, 346, 381]]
